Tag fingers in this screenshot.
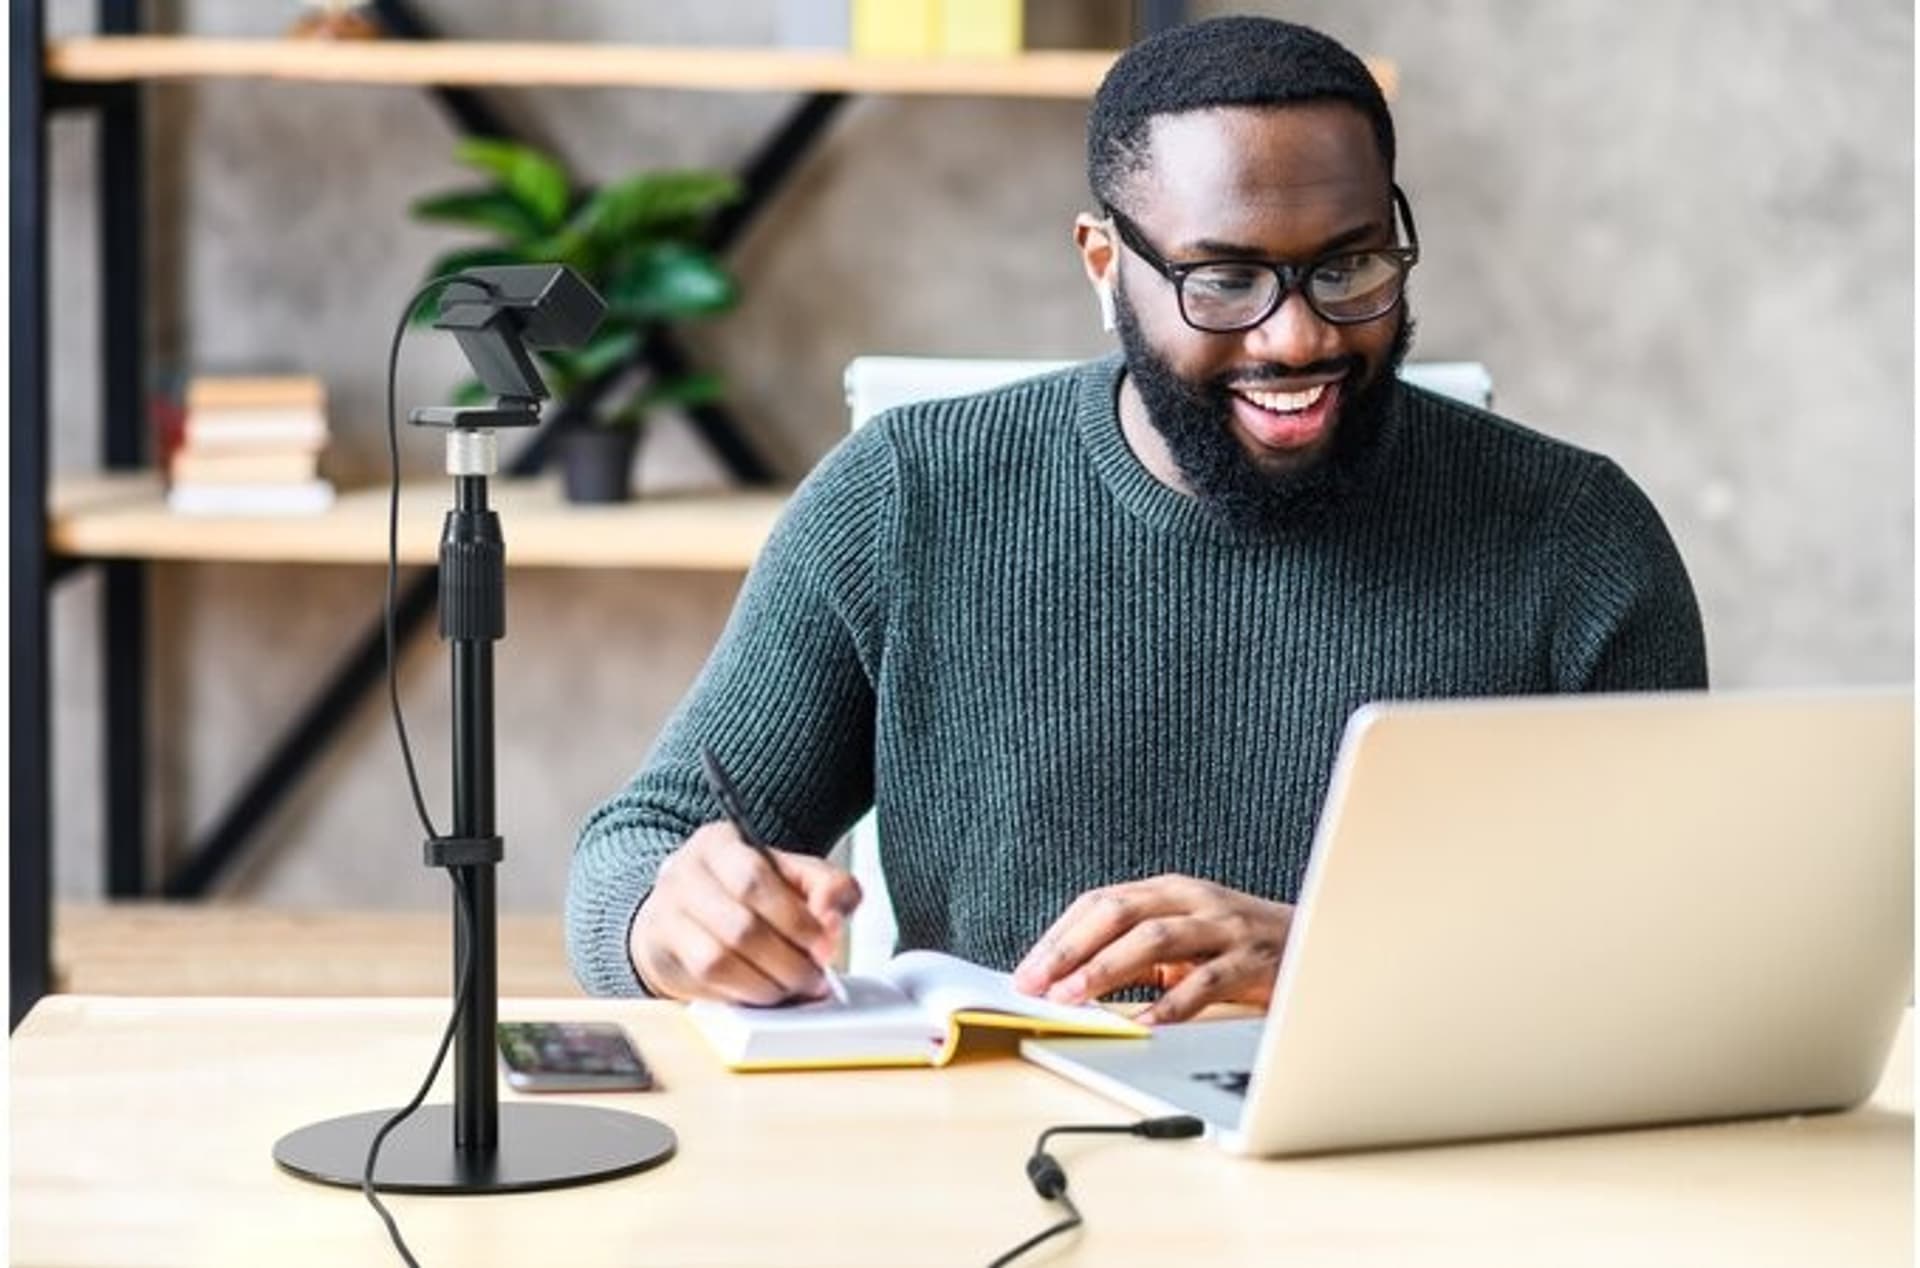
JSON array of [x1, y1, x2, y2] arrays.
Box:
[[629, 822, 860, 1004], [1039, 915, 1220, 1006], [1013, 876, 1202, 996], [632, 887, 803, 1006], [773, 852, 864, 934], [682, 853, 832, 999], [1010, 874, 1294, 1025], [1134, 939, 1285, 1026], [701, 832, 838, 965], [642, 917, 792, 1007]]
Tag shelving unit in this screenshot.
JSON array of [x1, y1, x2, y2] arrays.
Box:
[[14, 10, 1399, 1026]]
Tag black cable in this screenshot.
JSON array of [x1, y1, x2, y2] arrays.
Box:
[[361, 872, 475, 1267], [386, 273, 497, 844], [361, 273, 501, 1266], [985, 1191, 1082, 1268], [986, 1115, 1205, 1267]]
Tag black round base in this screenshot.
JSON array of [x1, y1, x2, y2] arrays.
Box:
[[274, 1103, 676, 1195]]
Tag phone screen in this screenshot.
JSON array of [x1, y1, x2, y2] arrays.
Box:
[[497, 1022, 654, 1091]]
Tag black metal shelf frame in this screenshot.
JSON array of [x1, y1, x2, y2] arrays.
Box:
[[9, 0, 847, 1028]]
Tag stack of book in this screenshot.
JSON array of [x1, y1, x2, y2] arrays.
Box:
[[167, 375, 336, 515]]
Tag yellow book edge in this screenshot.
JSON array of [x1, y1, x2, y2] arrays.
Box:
[[689, 1006, 1148, 1073]]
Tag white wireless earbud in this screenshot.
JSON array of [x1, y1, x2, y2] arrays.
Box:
[[1097, 285, 1117, 333]]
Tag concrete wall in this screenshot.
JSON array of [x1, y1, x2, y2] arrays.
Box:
[[46, 2, 1912, 911]]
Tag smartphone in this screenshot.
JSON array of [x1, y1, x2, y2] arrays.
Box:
[[496, 1021, 655, 1093]]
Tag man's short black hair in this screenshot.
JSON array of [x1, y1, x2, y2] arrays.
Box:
[[1087, 16, 1395, 212]]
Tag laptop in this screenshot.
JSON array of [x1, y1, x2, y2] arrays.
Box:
[[1022, 689, 1914, 1157]]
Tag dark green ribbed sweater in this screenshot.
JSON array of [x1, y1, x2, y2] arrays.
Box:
[[567, 356, 1707, 996]]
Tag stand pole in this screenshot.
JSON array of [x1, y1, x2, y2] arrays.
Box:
[[274, 429, 674, 1195], [448, 471, 500, 1151]]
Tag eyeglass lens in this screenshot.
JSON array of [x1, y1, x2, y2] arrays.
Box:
[[1180, 253, 1406, 330]]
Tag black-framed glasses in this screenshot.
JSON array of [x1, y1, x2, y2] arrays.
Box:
[[1105, 184, 1420, 332]]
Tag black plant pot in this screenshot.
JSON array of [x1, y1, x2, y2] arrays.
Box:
[[561, 427, 639, 504]]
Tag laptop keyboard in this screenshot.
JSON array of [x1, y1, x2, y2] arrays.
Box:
[[1190, 1068, 1252, 1097]]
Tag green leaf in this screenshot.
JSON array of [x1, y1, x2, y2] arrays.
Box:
[[522, 227, 602, 282], [534, 349, 582, 397], [605, 242, 737, 321], [411, 246, 527, 324], [570, 170, 741, 248], [451, 378, 490, 407], [452, 138, 572, 231], [571, 327, 645, 381], [410, 188, 548, 244]]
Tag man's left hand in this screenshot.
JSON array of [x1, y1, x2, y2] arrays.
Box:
[[1011, 874, 1294, 1025]]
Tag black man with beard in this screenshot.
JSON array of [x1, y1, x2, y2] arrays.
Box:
[[570, 17, 1707, 1023]]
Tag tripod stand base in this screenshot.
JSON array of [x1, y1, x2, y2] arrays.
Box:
[[274, 1103, 676, 1194]]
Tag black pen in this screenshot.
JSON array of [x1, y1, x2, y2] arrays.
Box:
[[699, 745, 851, 1004]]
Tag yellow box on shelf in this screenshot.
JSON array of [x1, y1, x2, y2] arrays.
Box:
[[852, 0, 939, 56], [942, 0, 1022, 56]]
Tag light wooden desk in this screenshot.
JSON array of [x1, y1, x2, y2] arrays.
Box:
[[10, 996, 1910, 1268]]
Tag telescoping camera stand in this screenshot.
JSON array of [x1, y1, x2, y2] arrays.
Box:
[[275, 266, 676, 1194]]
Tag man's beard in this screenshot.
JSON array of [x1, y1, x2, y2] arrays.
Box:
[[1114, 284, 1414, 532]]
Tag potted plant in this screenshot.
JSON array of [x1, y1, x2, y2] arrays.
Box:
[[411, 139, 741, 503]]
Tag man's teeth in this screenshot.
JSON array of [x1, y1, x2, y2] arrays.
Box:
[[1237, 383, 1329, 413]]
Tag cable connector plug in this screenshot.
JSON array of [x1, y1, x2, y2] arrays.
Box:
[[1131, 1114, 1205, 1140], [995, 1114, 1199, 1266]]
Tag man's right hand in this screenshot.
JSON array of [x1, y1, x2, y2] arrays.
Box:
[[628, 820, 862, 1004]]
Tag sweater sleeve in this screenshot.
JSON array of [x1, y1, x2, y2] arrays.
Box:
[[1549, 456, 1709, 692], [565, 422, 898, 996]]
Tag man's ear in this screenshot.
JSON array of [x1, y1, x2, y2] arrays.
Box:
[[1074, 213, 1119, 332], [1073, 212, 1117, 290]]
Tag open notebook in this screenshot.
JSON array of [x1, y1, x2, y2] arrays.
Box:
[[686, 950, 1147, 1071]]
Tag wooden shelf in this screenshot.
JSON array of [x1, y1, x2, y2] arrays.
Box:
[[50, 473, 786, 571], [45, 37, 1397, 100], [49, 37, 1117, 97], [54, 902, 577, 997]]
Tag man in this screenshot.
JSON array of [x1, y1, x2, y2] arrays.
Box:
[[567, 17, 1706, 1023]]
